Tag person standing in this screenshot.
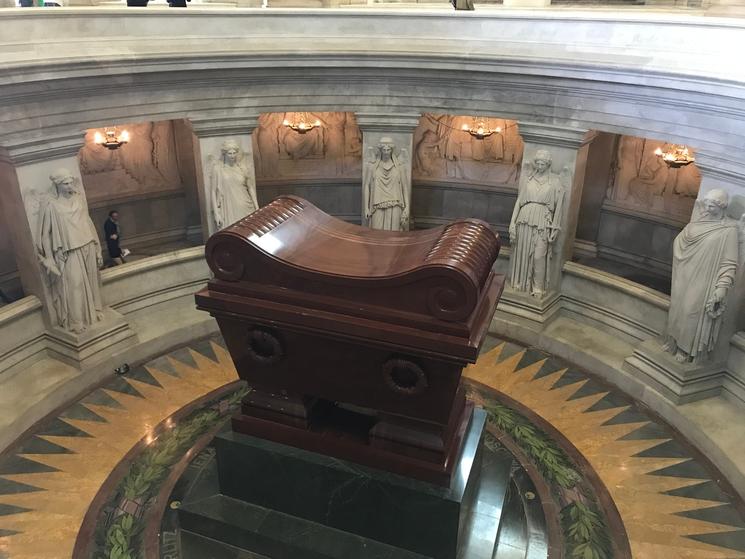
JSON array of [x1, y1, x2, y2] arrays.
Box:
[[104, 210, 125, 266]]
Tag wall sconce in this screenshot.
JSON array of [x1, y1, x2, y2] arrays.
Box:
[[461, 117, 501, 140], [654, 144, 695, 168], [94, 128, 130, 150], [282, 113, 321, 134]]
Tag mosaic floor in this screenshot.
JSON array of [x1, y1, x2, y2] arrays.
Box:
[[0, 335, 743, 559]]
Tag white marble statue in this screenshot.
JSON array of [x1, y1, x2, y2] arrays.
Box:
[[37, 169, 103, 334], [363, 137, 411, 231], [509, 150, 569, 297], [663, 189, 745, 363], [209, 139, 258, 230]]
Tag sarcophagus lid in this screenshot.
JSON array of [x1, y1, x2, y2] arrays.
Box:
[[198, 195, 503, 362]]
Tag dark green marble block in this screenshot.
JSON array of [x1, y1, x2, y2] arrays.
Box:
[[207, 408, 486, 559]]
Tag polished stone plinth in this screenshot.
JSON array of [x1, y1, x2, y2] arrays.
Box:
[[179, 409, 489, 559]]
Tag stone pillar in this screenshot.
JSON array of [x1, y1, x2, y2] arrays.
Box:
[[624, 150, 745, 403], [499, 123, 592, 328], [172, 119, 204, 245], [574, 132, 618, 260], [191, 117, 260, 239], [0, 136, 136, 369], [356, 113, 420, 231]]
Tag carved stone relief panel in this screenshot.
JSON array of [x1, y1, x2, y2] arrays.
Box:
[[252, 112, 362, 180], [412, 114, 523, 186], [605, 135, 701, 223], [78, 120, 183, 203]]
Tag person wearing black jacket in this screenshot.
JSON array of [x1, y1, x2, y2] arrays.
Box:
[[104, 210, 125, 266]]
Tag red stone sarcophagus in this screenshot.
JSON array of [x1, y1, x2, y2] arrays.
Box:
[[196, 196, 504, 485]]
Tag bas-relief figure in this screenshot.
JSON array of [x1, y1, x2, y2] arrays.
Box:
[[208, 140, 258, 231], [363, 137, 411, 231], [255, 113, 284, 178], [607, 135, 701, 221], [663, 189, 745, 363], [252, 112, 362, 179], [412, 114, 523, 185], [78, 121, 182, 202], [36, 169, 103, 334], [509, 150, 570, 298]]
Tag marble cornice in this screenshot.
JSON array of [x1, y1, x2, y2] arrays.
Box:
[[517, 122, 591, 149], [355, 113, 422, 133], [694, 152, 745, 188], [191, 117, 260, 138], [0, 12, 744, 176], [0, 134, 84, 166], [1, 63, 744, 149]]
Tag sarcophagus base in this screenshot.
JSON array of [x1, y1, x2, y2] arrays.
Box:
[[233, 394, 473, 486]]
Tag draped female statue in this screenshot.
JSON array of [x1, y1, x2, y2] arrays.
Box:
[[37, 169, 103, 334], [363, 137, 410, 231], [210, 139, 258, 230], [508, 150, 567, 297], [663, 188, 745, 363]]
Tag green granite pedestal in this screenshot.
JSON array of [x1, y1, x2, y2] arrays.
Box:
[[178, 409, 488, 559]]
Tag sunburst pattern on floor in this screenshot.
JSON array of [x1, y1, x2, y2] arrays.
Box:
[[0, 339, 238, 559], [466, 340, 745, 559], [0, 335, 744, 559]]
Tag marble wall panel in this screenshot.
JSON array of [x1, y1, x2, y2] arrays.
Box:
[[257, 180, 362, 223], [411, 182, 516, 237], [596, 208, 682, 277], [88, 192, 192, 251], [411, 183, 444, 218]]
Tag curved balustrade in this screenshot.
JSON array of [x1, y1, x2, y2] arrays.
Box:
[[0, 248, 743, 496]]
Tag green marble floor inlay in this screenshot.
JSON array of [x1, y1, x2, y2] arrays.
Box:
[[91, 387, 247, 559], [0, 335, 744, 559]]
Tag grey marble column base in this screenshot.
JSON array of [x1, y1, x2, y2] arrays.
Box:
[[624, 338, 726, 404], [497, 288, 561, 326], [45, 308, 137, 370]]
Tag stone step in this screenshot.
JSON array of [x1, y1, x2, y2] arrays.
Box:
[[179, 494, 430, 559], [457, 449, 516, 559]]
